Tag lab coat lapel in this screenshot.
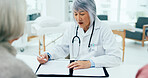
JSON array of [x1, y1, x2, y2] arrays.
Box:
[[78, 27, 84, 38], [85, 25, 93, 37]]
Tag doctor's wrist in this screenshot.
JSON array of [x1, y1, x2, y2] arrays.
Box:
[[46, 52, 52, 61], [89, 59, 95, 68]]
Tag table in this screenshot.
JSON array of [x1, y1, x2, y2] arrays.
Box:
[[16, 55, 142, 78]]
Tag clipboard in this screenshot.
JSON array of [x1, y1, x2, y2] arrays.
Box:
[[35, 60, 109, 77]]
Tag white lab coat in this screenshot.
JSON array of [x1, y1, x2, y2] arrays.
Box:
[[48, 17, 121, 68]]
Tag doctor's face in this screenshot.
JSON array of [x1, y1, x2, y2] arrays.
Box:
[[74, 10, 90, 29]]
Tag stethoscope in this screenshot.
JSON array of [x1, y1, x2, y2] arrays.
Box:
[[71, 21, 95, 59]]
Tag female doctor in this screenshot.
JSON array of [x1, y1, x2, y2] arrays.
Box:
[[37, 0, 121, 70]]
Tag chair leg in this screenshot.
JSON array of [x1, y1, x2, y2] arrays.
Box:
[[142, 25, 146, 47], [43, 35, 45, 52], [39, 40, 41, 55], [122, 30, 126, 62], [142, 40, 144, 47]]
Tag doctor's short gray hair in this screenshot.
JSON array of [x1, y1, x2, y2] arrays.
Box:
[[0, 0, 26, 42], [72, 0, 96, 24]]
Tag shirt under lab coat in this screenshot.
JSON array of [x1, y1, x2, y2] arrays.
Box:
[[48, 17, 121, 68]]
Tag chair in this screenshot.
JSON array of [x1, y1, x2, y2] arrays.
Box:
[[126, 17, 148, 47], [97, 15, 126, 62], [97, 15, 108, 20], [27, 13, 41, 21]]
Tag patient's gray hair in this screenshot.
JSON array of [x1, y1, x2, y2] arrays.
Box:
[[0, 0, 26, 42], [72, 0, 96, 25]]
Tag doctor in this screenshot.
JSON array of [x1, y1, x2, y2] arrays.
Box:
[[37, 0, 121, 70]]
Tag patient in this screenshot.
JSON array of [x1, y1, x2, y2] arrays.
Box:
[[136, 64, 148, 78], [0, 0, 36, 78]]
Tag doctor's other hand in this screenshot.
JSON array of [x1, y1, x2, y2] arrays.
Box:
[[37, 53, 48, 64], [67, 60, 91, 70]]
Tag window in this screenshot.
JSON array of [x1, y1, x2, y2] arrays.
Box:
[[95, 0, 118, 21], [95, 0, 148, 23], [26, 0, 45, 15], [26, 0, 37, 10], [119, 0, 148, 23]]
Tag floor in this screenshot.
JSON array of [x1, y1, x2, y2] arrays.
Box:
[[13, 34, 148, 78], [108, 39, 148, 78]]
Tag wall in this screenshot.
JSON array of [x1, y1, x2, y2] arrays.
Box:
[[45, 0, 67, 22]]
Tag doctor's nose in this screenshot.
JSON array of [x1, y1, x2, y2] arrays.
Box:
[[76, 15, 82, 21]]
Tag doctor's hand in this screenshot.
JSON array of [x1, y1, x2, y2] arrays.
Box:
[[67, 60, 91, 70], [37, 53, 48, 64]]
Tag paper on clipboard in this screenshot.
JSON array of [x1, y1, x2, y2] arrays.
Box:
[[73, 68, 105, 76], [36, 60, 69, 75]]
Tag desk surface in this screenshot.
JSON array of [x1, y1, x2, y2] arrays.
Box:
[[16, 55, 142, 78]]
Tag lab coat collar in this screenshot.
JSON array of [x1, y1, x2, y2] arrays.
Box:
[[94, 16, 102, 30]]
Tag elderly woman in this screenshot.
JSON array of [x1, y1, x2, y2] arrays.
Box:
[[38, 0, 121, 70], [0, 0, 36, 77]]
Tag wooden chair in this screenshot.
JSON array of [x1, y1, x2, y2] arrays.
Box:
[[27, 35, 45, 55], [112, 30, 126, 62], [126, 17, 148, 47]]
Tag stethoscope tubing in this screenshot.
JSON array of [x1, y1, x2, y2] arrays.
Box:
[[71, 21, 95, 59]]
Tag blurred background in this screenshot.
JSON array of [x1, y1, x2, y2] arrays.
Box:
[[26, 0, 148, 22]]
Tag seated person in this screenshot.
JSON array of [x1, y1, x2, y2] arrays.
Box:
[[0, 0, 36, 78], [37, 0, 121, 70]]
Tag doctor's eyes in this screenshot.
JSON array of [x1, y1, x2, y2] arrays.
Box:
[[74, 14, 78, 16], [74, 14, 85, 16], [80, 14, 85, 16]]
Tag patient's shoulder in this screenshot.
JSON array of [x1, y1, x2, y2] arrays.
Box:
[[0, 57, 36, 78]]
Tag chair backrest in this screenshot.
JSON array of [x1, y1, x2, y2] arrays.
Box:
[[97, 15, 108, 20], [27, 13, 41, 21], [136, 17, 148, 29]]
